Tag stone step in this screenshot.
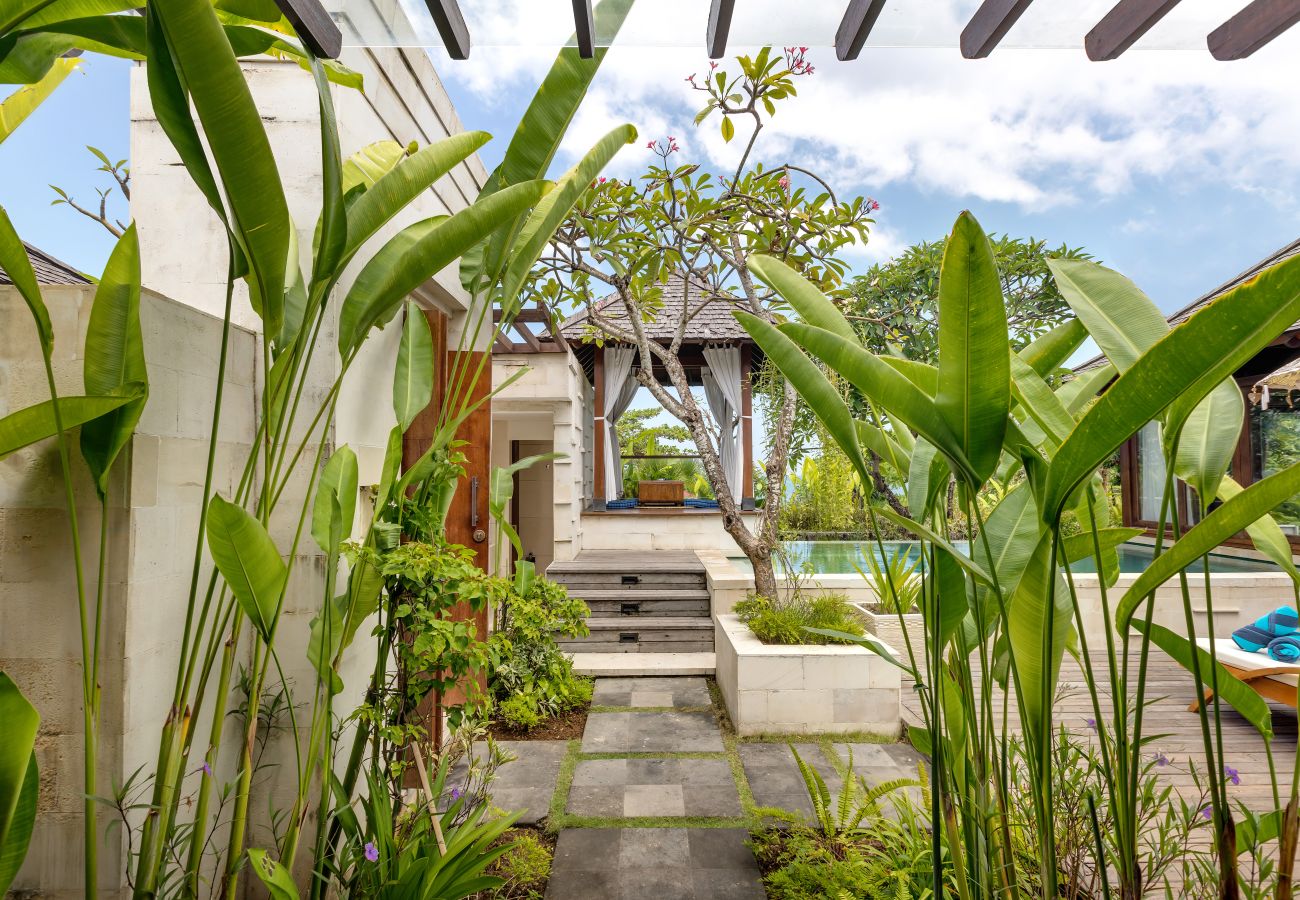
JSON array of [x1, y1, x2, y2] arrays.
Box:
[[569, 651, 717, 676], [549, 571, 708, 591], [559, 616, 714, 654], [575, 590, 712, 617]]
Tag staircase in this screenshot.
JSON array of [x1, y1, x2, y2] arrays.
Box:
[[547, 551, 715, 667]]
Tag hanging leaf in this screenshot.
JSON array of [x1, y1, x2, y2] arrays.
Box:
[[1019, 318, 1088, 378], [1217, 476, 1300, 585], [0, 391, 141, 459], [0, 203, 52, 352], [311, 446, 358, 556], [1171, 379, 1243, 510], [0, 56, 76, 143], [0, 673, 38, 897], [246, 848, 299, 900], [488, 452, 564, 557], [393, 302, 435, 433], [80, 223, 148, 497], [205, 495, 287, 641]]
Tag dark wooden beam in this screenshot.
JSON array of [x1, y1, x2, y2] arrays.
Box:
[[516, 323, 544, 352], [424, 0, 470, 60], [707, 0, 735, 59], [1209, 0, 1300, 60], [835, 0, 888, 60], [960, 0, 1035, 59], [1086, 0, 1183, 60], [274, 0, 342, 59], [572, 0, 595, 58]]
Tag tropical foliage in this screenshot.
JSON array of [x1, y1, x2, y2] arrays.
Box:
[[743, 209, 1300, 897], [0, 0, 634, 895]]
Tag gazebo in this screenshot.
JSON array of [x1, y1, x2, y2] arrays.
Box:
[[555, 275, 764, 513]]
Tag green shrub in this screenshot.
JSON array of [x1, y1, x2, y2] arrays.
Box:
[[481, 829, 552, 900], [736, 592, 864, 645], [498, 695, 542, 732]]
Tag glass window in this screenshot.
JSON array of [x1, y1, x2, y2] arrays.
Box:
[[1253, 401, 1300, 534], [1137, 421, 1166, 523]]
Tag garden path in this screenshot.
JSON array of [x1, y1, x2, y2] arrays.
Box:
[[474, 675, 925, 899]]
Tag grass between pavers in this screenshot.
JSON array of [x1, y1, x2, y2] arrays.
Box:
[[551, 814, 752, 829], [736, 729, 895, 745], [544, 739, 582, 833], [577, 750, 728, 760]]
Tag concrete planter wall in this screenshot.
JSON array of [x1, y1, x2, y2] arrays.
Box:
[[715, 614, 901, 737], [854, 604, 925, 661]]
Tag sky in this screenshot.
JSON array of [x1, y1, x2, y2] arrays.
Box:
[[3, 5, 1299, 422]]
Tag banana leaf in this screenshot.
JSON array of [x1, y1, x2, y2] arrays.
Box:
[[393, 302, 435, 433], [1020, 318, 1088, 378], [311, 446, 357, 556], [0, 390, 141, 458], [205, 495, 287, 640], [0, 53, 72, 141], [0, 672, 38, 896]]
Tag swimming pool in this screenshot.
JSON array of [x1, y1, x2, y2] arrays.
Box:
[[727, 540, 1280, 576]]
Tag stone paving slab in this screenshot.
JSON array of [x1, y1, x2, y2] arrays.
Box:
[[546, 828, 765, 899], [581, 710, 724, 753], [567, 757, 741, 817], [739, 742, 833, 820], [593, 675, 713, 708], [449, 740, 567, 826]]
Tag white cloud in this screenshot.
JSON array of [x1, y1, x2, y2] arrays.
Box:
[[438, 2, 1300, 217]]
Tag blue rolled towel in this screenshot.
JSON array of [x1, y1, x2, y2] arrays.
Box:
[[1233, 605, 1299, 652], [1269, 634, 1300, 663]]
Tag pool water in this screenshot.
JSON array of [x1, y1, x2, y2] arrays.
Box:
[[728, 540, 1280, 576]]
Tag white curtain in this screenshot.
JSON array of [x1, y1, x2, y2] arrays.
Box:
[[703, 345, 744, 496], [1137, 421, 1165, 522], [602, 346, 639, 502]]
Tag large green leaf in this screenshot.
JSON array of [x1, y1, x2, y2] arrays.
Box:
[[1048, 258, 1168, 371], [0, 672, 38, 897], [1062, 526, 1142, 586], [152, 0, 288, 334], [905, 437, 948, 521], [748, 254, 857, 342], [489, 452, 564, 557], [1171, 379, 1242, 509], [460, 0, 634, 293], [0, 203, 51, 351], [342, 131, 489, 264], [779, 322, 977, 485], [1056, 363, 1114, 417], [80, 223, 147, 497], [1134, 620, 1274, 740], [854, 419, 909, 477], [393, 301, 434, 432], [308, 54, 346, 284], [1006, 533, 1072, 740], [0, 53, 72, 141], [497, 124, 636, 311], [311, 445, 357, 556], [970, 484, 1041, 630], [1116, 460, 1300, 630], [930, 546, 968, 650], [1019, 318, 1088, 378], [0, 391, 141, 458], [874, 505, 995, 589], [1009, 353, 1073, 447], [1217, 476, 1300, 585], [338, 180, 548, 358], [205, 494, 287, 640], [733, 311, 871, 487], [1042, 260, 1300, 523], [0, 0, 134, 34], [935, 212, 1009, 485]]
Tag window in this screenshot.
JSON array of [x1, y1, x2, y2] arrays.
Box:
[[1137, 421, 1166, 523], [1253, 400, 1300, 534]]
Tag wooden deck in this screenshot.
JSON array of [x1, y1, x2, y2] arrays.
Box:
[[902, 651, 1300, 815]]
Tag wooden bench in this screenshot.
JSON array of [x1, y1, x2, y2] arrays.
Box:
[[637, 480, 684, 506], [1190, 638, 1300, 710]]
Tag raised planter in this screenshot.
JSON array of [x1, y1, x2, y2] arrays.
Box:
[[853, 604, 925, 661], [715, 613, 902, 737]]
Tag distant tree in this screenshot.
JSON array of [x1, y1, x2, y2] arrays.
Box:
[[615, 407, 692, 457], [845, 234, 1091, 363], [49, 145, 130, 237]]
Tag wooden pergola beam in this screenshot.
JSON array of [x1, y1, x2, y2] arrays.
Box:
[[835, 0, 888, 61], [1085, 0, 1183, 60], [707, 0, 735, 59], [424, 0, 470, 60], [960, 0, 1035, 59], [274, 0, 342, 59], [572, 0, 595, 58], [1209, 0, 1300, 60]]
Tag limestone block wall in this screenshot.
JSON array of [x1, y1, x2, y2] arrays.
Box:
[[1, 284, 258, 897], [715, 614, 902, 737]]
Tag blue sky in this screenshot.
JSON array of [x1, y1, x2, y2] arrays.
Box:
[[5, 30, 1299, 326]]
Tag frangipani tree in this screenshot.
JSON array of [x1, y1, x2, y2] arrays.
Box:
[[526, 46, 876, 598], [746, 210, 1300, 898]]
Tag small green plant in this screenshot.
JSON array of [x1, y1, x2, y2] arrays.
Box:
[[479, 829, 552, 899], [735, 592, 864, 645], [498, 696, 543, 732]]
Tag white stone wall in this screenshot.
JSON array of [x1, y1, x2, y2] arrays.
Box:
[[1, 285, 258, 897], [715, 615, 902, 737]]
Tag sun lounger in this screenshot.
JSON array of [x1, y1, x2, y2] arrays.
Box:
[[1191, 638, 1300, 711]]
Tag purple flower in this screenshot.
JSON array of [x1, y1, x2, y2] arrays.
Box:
[[449, 787, 462, 802], [1084, 717, 1096, 731], [364, 842, 378, 862], [201, 762, 213, 777], [1200, 805, 1212, 821], [1225, 765, 1241, 786], [1153, 752, 1170, 767]]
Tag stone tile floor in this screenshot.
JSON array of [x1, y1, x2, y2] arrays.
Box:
[[458, 676, 922, 898]]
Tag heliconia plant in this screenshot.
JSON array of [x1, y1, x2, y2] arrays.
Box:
[[742, 210, 1300, 899], [0, 0, 636, 895]]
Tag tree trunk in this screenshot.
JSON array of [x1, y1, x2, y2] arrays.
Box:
[[751, 554, 779, 601]]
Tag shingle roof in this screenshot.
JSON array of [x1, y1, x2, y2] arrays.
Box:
[[558, 274, 752, 344], [0, 243, 91, 286], [1074, 237, 1300, 372]]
